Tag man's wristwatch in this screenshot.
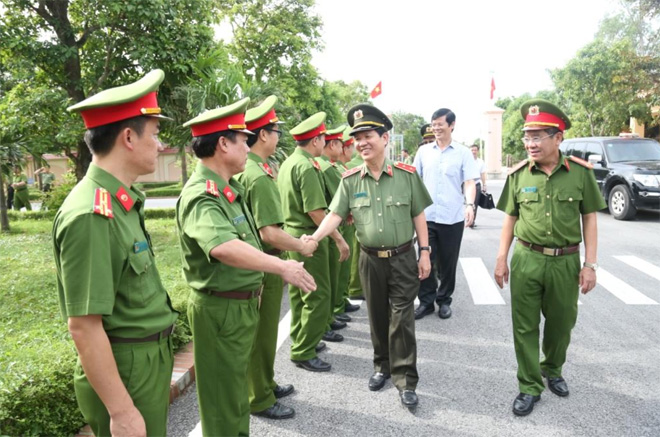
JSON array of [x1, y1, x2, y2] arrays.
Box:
[[419, 246, 432, 255], [465, 203, 475, 210], [583, 261, 599, 271]]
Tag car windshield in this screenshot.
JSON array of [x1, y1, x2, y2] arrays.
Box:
[[604, 140, 660, 163]]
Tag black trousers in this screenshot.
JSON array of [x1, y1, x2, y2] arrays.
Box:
[[473, 182, 481, 222], [417, 221, 465, 307]]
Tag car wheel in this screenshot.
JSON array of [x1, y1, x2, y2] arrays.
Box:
[[608, 185, 637, 220]]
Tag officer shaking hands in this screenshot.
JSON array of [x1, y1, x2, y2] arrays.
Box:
[[494, 99, 606, 417]]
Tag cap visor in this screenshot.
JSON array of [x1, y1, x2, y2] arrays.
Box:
[[349, 125, 379, 135], [232, 128, 255, 135], [148, 114, 173, 122], [522, 125, 547, 131]]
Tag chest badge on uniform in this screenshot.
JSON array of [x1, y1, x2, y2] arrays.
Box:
[[115, 186, 134, 211], [259, 162, 274, 178], [206, 180, 220, 197], [223, 185, 236, 203], [133, 240, 149, 254], [93, 187, 114, 218], [521, 187, 538, 193], [353, 191, 368, 198]]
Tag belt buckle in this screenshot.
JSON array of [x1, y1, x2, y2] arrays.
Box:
[[377, 250, 390, 258], [542, 247, 557, 256]]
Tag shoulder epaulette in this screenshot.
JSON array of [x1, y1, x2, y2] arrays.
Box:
[[309, 158, 321, 171], [258, 162, 274, 178], [92, 187, 114, 218], [508, 159, 529, 175], [206, 180, 220, 197], [342, 166, 362, 178], [393, 162, 416, 173], [567, 155, 593, 169]]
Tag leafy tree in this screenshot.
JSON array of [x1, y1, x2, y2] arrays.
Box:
[[391, 111, 428, 157], [0, 0, 220, 179], [325, 80, 370, 116]]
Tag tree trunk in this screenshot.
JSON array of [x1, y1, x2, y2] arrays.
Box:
[[0, 171, 10, 232], [180, 146, 188, 185]]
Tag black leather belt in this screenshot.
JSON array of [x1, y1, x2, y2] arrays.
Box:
[[203, 288, 262, 300], [108, 324, 174, 344], [518, 239, 579, 257], [360, 241, 413, 258]]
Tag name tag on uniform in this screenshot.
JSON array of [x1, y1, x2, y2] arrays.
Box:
[[232, 214, 247, 225], [521, 187, 537, 193], [133, 240, 149, 254], [353, 192, 368, 198]]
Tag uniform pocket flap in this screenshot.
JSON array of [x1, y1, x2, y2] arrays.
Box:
[[128, 251, 152, 275], [516, 192, 539, 203], [558, 191, 583, 202]]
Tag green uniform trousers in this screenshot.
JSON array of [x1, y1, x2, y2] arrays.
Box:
[[13, 189, 31, 211], [248, 270, 284, 413], [347, 227, 363, 297], [286, 228, 331, 361], [510, 242, 580, 396], [188, 290, 259, 437], [359, 247, 419, 391], [334, 225, 353, 315], [74, 336, 174, 437], [326, 237, 341, 328]]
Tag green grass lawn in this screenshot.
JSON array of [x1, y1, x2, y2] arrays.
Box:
[[0, 216, 191, 436]]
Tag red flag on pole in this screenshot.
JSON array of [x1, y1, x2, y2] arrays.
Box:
[[490, 77, 496, 100], [370, 81, 382, 99]]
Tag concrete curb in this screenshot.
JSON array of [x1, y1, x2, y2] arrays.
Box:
[[76, 342, 195, 436]]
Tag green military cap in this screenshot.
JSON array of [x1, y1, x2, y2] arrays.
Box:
[[325, 124, 347, 141], [520, 99, 571, 131], [342, 126, 354, 147], [420, 123, 434, 139], [290, 112, 327, 141], [183, 97, 254, 137], [347, 104, 393, 135], [67, 69, 170, 129], [246, 95, 285, 131]]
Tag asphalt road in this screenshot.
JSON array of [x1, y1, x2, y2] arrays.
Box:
[[166, 179, 660, 437]]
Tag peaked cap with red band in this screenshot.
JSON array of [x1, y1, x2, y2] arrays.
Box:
[[325, 124, 347, 141], [245, 95, 285, 131], [290, 112, 327, 141], [183, 97, 254, 137], [342, 126, 354, 147], [67, 69, 171, 129], [520, 99, 571, 132]]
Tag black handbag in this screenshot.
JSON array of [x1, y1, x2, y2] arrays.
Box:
[[478, 191, 495, 209]]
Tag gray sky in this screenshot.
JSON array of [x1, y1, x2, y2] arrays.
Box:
[[312, 0, 621, 144]]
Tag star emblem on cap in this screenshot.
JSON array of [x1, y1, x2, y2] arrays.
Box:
[[354, 110, 364, 120], [529, 105, 540, 116]]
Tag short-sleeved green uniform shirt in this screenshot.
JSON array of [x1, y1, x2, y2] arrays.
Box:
[[41, 172, 55, 185], [277, 147, 327, 230], [496, 154, 606, 247], [330, 159, 433, 248], [176, 162, 264, 291], [316, 155, 342, 205], [13, 174, 28, 191], [53, 164, 178, 338], [235, 152, 284, 253]]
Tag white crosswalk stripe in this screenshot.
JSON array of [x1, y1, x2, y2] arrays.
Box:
[[581, 256, 659, 305], [614, 255, 660, 282], [459, 257, 505, 304]]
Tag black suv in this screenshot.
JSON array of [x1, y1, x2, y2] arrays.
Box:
[[559, 135, 660, 220]]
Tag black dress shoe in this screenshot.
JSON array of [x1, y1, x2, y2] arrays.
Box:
[[414, 304, 434, 320], [368, 372, 391, 391], [273, 384, 294, 399], [399, 390, 418, 408], [345, 301, 361, 312], [252, 401, 295, 419], [330, 320, 347, 330], [546, 376, 569, 397], [512, 393, 541, 416], [322, 330, 344, 342], [438, 304, 452, 319], [291, 357, 331, 372], [335, 313, 351, 323], [315, 342, 326, 353]]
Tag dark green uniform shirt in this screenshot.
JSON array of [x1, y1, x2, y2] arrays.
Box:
[[497, 154, 606, 247], [236, 152, 284, 253], [14, 174, 28, 191], [329, 159, 433, 248], [346, 153, 364, 170], [53, 164, 178, 338], [316, 155, 342, 206], [176, 163, 264, 292], [277, 148, 327, 229]]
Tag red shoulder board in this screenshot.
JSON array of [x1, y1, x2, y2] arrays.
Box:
[[310, 158, 321, 171], [222, 185, 236, 203], [115, 186, 134, 212], [393, 162, 416, 173], [259, 162, 274, 178], [206, 180, 220, 197], [568, 155, 593, 169], [342, 166, 362, 178], [93, 188, 114, 218], [508, 159, 529, 175]]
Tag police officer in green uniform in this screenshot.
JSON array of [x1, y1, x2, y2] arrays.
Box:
[[177, 98, 316, 436], [35, 164, 56, 192], [344, 129, 366, 301], [278, 112, 350, 372], [237, 95, 318, 420], [317, 124, 353, 328], [54, 69, 179, 436], [310, 104, 433, 409], [11, 166, 32, 211], [418, 123, 435, 147], [494, 99, 606, 417]]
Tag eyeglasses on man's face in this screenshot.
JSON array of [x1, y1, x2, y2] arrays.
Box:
[[264, 128, 283, 139], [521, 133, 555, 145]]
